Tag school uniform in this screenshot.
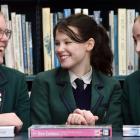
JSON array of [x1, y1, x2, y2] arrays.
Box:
[[0, 65, 30, 131], [122, 70, 140, 125], [31, 67, 122, 131]]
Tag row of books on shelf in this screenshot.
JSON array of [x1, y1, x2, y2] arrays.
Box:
[[0, 4, 33, 75], [1, 4, 139, 76], [1, 125, 140, 138], [109, 9, 139, 76]]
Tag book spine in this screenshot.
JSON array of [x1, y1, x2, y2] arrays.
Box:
[[123, 127, 140, 136], [50, 13, 55, 69], [42, 7, 52, 71], [114, 14, 118, 76], [17, 14, 24, 73], [0, 126, 15, 137], [126, 9, 135, 75], [0, 4, 9, 22], [11, 12, 18, 70], [63, 9, 71, 18], [118, 8, 127, 75], [28, 22, 33, 75], [21, 14, 28, 74], [29, 128, 112, 138], [53, 13, 60, 68]]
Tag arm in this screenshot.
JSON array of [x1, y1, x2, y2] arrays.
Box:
[[15, 74, 30, 132], [105, 82, 123, 131], [30, 75, 52, 124], [122, 79, 132, 124]]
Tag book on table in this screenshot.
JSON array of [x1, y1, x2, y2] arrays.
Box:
[[0, 126, 15, 137], [123, 125, 140, 136], [28, 124, 112, 138]]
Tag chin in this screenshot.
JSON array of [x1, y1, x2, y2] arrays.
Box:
[[61, 64, 71, 69], [61, 66, 69, 69]]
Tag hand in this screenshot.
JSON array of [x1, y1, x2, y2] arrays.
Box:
[[66, 113, 88, 125], [0, 113, 23, 132], [74, 108, 99, 125]]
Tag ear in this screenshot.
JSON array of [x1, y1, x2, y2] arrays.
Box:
[[86, 38, 95, 51]]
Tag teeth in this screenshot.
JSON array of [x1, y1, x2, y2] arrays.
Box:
[[61, 56, 69, 60]]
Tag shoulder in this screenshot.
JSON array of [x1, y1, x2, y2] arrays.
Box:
[[96, 70, 119, 85], [34, 68, 61, 81], [0, 65, 25, 79], [125, 70, 140, 82], [123, 70, 140, 88], [94, 70, 121, 91]]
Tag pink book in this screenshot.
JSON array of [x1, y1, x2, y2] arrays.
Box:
[[28, 125, 112, 138]]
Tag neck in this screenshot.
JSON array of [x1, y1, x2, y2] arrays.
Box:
[[70, 65, 92, 77]]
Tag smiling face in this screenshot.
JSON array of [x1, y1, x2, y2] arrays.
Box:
[[133, 18, 140, 57], [0, 13, 9, 64], [55, 26, 94, 75]]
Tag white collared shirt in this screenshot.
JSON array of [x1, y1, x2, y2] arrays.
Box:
[[69, 67, 92, 90]]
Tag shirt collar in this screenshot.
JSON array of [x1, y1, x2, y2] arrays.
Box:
[[69, 67, 92, 89]]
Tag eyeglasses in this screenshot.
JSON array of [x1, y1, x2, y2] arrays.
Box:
[[0, 28, 12, 40]]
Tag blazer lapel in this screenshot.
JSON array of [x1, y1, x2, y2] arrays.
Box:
[[56, 68, 76, 113], [90, 70, 104, 114]]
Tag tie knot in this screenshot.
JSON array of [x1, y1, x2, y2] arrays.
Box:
[[75, 78, 84, 90]]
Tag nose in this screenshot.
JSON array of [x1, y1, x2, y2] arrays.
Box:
[[55, 45, 65, 53], [136, 42, 140, 54]]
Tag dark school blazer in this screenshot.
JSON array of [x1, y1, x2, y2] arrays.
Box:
[[122, 70, 140, 125], [0, 65, 30, 131], [31, 68, 122, 131]]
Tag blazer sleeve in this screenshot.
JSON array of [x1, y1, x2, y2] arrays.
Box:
[[16, 73, 30, 132], [106, 82, 123, 131], [30, 75, 52, 124], [122, 79, 132, 124]]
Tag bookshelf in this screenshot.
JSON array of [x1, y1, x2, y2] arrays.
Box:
[[1, 0, 139, 90]]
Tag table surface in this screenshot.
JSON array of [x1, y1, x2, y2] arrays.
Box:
[[0, 132, 140, 140]]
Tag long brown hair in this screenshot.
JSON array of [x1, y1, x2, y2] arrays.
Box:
[[54, 14, 113, 76]]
